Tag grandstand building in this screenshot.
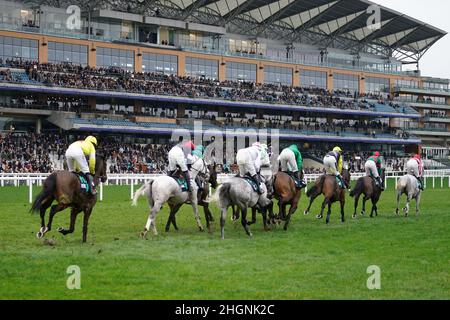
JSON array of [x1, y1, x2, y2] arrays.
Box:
[[0, 0, 449, 164]]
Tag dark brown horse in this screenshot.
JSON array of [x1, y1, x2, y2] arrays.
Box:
[[350, 169, 385, 218], [303, 168, 351, 224], [165, 163, 218, 233], [272, 171, 304, 230], [30, 153, 107, 243]]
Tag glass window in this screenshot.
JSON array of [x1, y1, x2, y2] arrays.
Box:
[[226, 61, 256, 82], [48, 41, 88, 65], [333, 73, 359, 92], [264, 65, 292, 85], [142, 52, 178, 75], [0, 35, 38, 62], [365, 77, 389, 94], [300, 70, 327, 89], [185, 56, 218, 80], [96, 46, 134, 71]]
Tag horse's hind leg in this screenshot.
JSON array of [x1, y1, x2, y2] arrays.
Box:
[[316, 199, 327, 220], [240, 206, 252, 237], [36, 198, 53, 238], [220, 207, 227, 240], [203, 204, 214, 233], [361, 196, 368, 216], [395, 191, 401, 216], [340, 198, 345, 223], [39, 203, 65, 237], [326, 201, 332, 224], [352, 193, 360, 219], [142, 201, 162, 238], [415, 193, 421, 216], [247, 207, 257, 226], [304, 195, 317, 215], [58, 207, 82, 235], [165, 204, 181, 232]]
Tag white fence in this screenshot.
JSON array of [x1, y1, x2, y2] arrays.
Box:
[[1, 170, 449, 203]]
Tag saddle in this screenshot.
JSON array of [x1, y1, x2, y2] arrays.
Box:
[[168, 169, 189, 192], [73, 172, 90, 194], [236, 173, 260, 193], [327, 174, 345, 189]]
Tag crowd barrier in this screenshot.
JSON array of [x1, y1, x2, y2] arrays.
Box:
[[1, 170, 449, 203]]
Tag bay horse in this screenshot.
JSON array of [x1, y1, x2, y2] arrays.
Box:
[[30, 153, 107, 243], [165, 163, 218, 233], [303, 167, 351, 224], [272, 171, 304, 230], [350, 169, 385, 218]]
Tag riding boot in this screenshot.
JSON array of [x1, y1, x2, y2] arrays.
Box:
[[87, 173, 97, 195], [252, 174, 263, 195], [182, 170, 191, 191], [377, 177, 385, 190], [295, 171, 307, 188], [418, 177, 424, 190]]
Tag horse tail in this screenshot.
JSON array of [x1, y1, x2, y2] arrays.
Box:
[[132, 180, 154, 206], [396, 177, 407, 191], [306, 175, 325, 198], [210, 183, 231, 206], [30, 172, 57, 213], [350, 178, 363, 198]]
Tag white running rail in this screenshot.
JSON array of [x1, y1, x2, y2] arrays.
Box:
[[1, 170, 449, 203]]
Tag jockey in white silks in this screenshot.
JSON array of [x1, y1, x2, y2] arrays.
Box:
[[168, 141, 196, 192], [65, 135, 98, 195], [236, 142, 270, 194], [406, 154, 424, 190]]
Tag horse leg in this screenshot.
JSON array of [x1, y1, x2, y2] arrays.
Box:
[[277, 199, 283, 219], [316, 198, 327, 220], [141, 201, 162, 238], [220, 207, 227, 240], [43, 203, 65, 236], [370, 198, 376, 218], [404, 195, 411, 217], [58, 207, 82, 235], [36, 199, 53, 238], [395, 191, 401, 216], [190, 193, 204, 232], [283, 204, 295, 231], [326, 201, 332, 224], [82, 208, 93, 243], [415, 193, 421, 216], [247, 207, 257, 226], [166, 204, 182, 232], [361, 196, 368, 216], [203, 204, 214, 233], [240, 206, 252, 238], [231, 205, 239, 222], [340, 198, 345, 223], [261, 206, 269, 231], [304, 195, 316, 215], [352, 193, 360, 219]]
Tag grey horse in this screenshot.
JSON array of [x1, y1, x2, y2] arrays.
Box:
[[395, 174, 422, 217], [211, 173, 273, 239], [132, 158, 209, 238]]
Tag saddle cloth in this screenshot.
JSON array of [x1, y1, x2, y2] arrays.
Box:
[[326, 174, 345, 189], [236, 174, 260, 193], [285, 171, 303, 189], [73, 172, 90, 194], [168, 170, 189, 192]]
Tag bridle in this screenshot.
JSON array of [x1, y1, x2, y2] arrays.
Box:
[[190, 158, 209, 178]]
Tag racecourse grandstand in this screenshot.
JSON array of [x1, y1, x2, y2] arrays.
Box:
[[0, 0, 449, 170]]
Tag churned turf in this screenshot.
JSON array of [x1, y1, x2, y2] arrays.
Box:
[[0, 178, 449, 300]]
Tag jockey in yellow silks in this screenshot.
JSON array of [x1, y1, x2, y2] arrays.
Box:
[[65, 136, 98, 195]]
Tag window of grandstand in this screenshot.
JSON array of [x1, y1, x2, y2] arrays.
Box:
[[96, 47, 134, 71], [142, 53, 178, 75], [185, 57, 218, 80], [300, 70, 327, 89], [423, 81, 449, 90], [0, 35, 38, 61], [395, 79, 419, 88], [264, 65, 292, 86], [334, 73, 359, 92], [226, 62, 256, 82], [365, 77, 390, 94], [48, 42, 88, 66]]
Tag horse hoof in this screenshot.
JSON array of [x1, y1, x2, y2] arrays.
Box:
[[316, 215, 323, 220], [57, 227, 64, 232], [198, 226, 204, 232], [352, 214, 356, 219], [139, 231, 147, 239], [303, 210, 309, 215], [36, 231, 43, 239], [361, 211, 365, 216]]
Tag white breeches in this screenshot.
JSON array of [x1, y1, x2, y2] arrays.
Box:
[[65, 145, 89, 173], [364, 160, 379, 178], [279, 149, 298, 172], [406, 159, 420, 177], [236, 149, 258, 177], [168, 147, 188, 172], [323, 155, 338, 175]]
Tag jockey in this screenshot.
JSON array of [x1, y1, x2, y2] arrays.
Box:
[[278, 144, 306, 188], [168, 140, 196, 192], [323, 146, 348, 188], [406, 154, 424, 190], [236, 142, 266, 194], [364, 151, 384, 189], [65, 135, 98, 195], [191, 145, 204, 160]]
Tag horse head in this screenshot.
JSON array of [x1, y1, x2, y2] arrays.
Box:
[[207, 162, 218, 189], [95, 151, 108, 184], [342, 162, 351, 185]]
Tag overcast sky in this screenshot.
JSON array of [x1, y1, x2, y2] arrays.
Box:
[[372, 0, 449, 79]]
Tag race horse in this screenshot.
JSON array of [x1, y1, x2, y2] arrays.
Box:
[[30, 153, 107, 243], [303, 167, 351, 224], [271, 171, 304, 230], [132, 157, 209, 238], [211, 172, 273, 239], [164, 163, 218, 233], [395, 174, 422, 217], [350, 169, 385, 218]]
